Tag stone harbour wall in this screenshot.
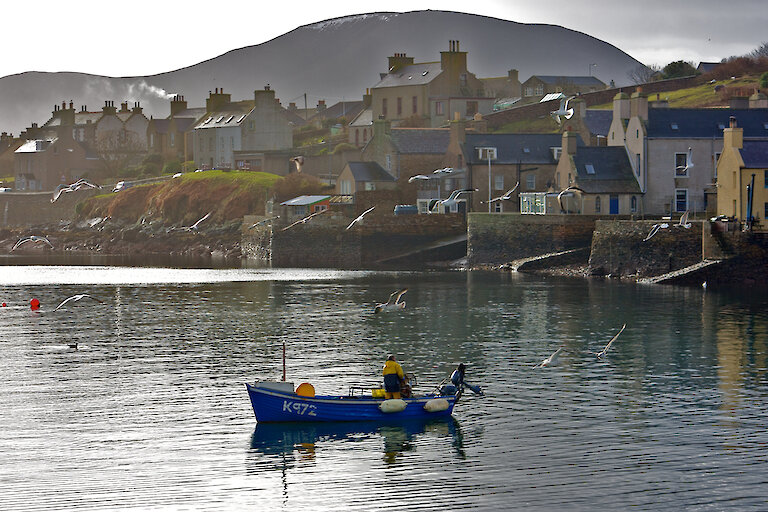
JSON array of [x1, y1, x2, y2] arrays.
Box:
[[467, 213, 599, 265], [588, 220, 703, 277]]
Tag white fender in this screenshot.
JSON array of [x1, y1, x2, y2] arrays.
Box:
[[378, 399, 407, 413], [423, 398, 450, 412]]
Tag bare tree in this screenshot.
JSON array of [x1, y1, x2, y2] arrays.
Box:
[[627, 64, 662, 85], [94, 129, 147, 177], [750, 42, 768, 59]]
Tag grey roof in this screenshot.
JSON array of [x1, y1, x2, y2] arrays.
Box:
[[697, 62, 719, 73], [308, 101, 365, 123], [585, 110, 612, 137], [194, 109, 252, 130], [572, 146, 641, 194], [740, 141, 768, 168], [646, 109, 768, 138], [347, 161, 396, 182], [350, 108, 373, 127], [463, 133, 583, 165], [172, 107, 207, 120], [373, 62, 442, 89], [525, 75, 606, 87], [281, 195, 331, 206], [390, 128, 450, 154], [15, 139, 56, 153]]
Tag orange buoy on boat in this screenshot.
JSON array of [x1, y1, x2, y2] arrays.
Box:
[[296, 382, 316, 397]]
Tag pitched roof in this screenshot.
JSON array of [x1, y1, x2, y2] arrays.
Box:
[[151, 119, 171, 133], [646, 109, 768, 138], [172, 107, 207, 120], [373, 62, 442, 89], [280, 195, 331, 206], [525, 75, 606, 87], [194, 109, 252, 130], [463, 133, 582, 165], [390, 128, 450, 154], [740, 140, 768, 168], [308, 101, 365, 123], [697, 62, 719, 73], [585, 110, 613, 137], [572, 146, 641, 194], [349, 108, 373, 127], [15, 139, 56, 153], [346, 161, 395, 182]]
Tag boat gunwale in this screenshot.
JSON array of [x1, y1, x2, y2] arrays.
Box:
[[246, 382, 455, 405]]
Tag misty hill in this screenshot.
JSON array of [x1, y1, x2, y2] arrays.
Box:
[[0, 10, 645, 136]]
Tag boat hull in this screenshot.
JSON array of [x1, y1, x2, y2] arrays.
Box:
[[246, 383, 457, 423]]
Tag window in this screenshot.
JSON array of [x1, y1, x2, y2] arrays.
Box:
[[675, 188, 688, 212], [764, 170, 768, 188], [460, 73, 467, 87], [765, 202, 768, 219], [150, 133, 155, 147], [382, 98, 388, 117], [385, 154, 391, 171], [631, 196, 638, 213], [314, 204, 328, 212], [355, 130, 359, 146], [670, 123, 678, 130], [551, 147, 562, 161], [363, 129, 368, 143], [397, 97, 402, 116], [595, 196, 601, 213], [339, 180, 352, 195], [365, 182, 376, 191], [675, 152, 689, 176], [412, 96, 418, 114], [714, 153, 721, 178], [494, 175, 504, 190], [466, 101, 478, 116], [555, 172, 560, 188], [585, 164, 595, 175], [435, 101, 444, 116], [170, 132, 175, 147], [525, 87, 534, 96], [526, 174, 536, 190], [493, 202, 502, 213], [535, 84, 544, 95]]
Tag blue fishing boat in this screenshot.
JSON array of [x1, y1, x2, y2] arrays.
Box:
[[245, 363, 483, 423]]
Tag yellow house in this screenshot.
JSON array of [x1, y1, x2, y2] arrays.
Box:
[[716, 117, 768, 229]]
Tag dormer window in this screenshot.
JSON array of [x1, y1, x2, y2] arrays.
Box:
[[523, 147, 530, 153], [237, 114, 246, 123], [670, 123, 679, 130], [225, 115, 234, 123], [216, 116, 224, 123], [422, 70, 429, 76], [551, 147, 562, 160], [585, 164, 596, 175], [203, 117, 213, 124]]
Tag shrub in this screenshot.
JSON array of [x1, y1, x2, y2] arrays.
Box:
[[761, 72, 768, 89], [162, 160, 182, 174]]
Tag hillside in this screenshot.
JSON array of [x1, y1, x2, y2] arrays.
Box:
[[0, 10, 645, 135]]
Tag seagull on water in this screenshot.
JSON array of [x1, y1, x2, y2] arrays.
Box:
[[550, 96, 575, 124], [533, 346, 564, 369], [642, 222, 670, 241], [484, 182, 520, 204], [281, 209, 327, 231], [346, 207, 375, 230], [54, 294, 104, 311], [594, 324, 627, 360], [11, 235, 54, 251], [374, 288, 408, 314]]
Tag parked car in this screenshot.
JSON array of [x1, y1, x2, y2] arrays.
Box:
[[394, 204, 419, 215], [112, 181, 131, 193]]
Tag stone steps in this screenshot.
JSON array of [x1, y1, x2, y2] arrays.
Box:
[[637, 259, 722, 284]]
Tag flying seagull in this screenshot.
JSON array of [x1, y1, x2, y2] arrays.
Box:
[[556, 185, 585, 212], [374, 288, 408, 314], [594, 324, 627, 360], [183, 212, 212, 231], [11, 235, 54, 251], [484, 182, 520, 204], [51, 178, 102, 203], [346, 207, 375, 230], [533, 346, 564, 369], [408, 174, 431, 183], [550, 96, 575, 124], [675, 147, 694, 174], [248, 216, 279, 229], [290, 156, 304, 173], [54, 294, 104, 311], [281, 209, 327, 232], [642, 222, 670, 242], [677, 210, 691, 229]]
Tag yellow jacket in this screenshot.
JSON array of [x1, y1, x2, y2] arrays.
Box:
[[383, 360, 404, 379]]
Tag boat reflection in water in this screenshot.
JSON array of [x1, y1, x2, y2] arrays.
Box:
[[249, 417, 465, 467]]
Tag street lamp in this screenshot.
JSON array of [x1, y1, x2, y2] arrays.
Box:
[[477, 147, 497, 212]]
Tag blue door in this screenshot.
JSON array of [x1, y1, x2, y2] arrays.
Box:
[[609, 195, 619, 215]]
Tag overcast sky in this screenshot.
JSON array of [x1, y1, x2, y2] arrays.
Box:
[[2, 0, 764, 78]]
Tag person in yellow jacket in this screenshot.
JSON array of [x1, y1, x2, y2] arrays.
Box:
[[383, 355, 406, 399]]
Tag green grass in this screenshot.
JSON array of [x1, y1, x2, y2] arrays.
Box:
[[178, 170, 281, 188]]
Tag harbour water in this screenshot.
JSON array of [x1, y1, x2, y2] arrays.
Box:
[[1, 261, 767, 510]]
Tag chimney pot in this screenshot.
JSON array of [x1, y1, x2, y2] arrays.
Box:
[[729, 116, 737, 128]]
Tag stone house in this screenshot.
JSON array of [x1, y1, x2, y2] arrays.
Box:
[[371, 40, 494, 127], [0, 132, 23, 179], [521, 75, 606, 98], [14, 132, 100, 191], [480, 69, 522, 102], [192, 86, 293, 170], [336, 161, 397, 196], [552, 131, 641, 215], [147, 95, 205, 163], [716, 117, 768, 228], [608, 90, 768, 216], [462, 132, 578, 213]]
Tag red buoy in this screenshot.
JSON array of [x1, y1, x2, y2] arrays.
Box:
[[1, 303, 6, 307], [30, 298, 40, 310]]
